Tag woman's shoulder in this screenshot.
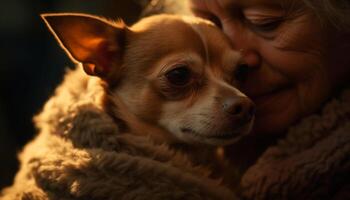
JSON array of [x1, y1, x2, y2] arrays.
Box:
[[240, 87, 350, 200]]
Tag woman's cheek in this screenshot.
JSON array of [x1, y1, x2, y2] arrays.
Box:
[[263, 38, 331, 116], [265, 18, 327, 81], [262, 45, 324, 82]]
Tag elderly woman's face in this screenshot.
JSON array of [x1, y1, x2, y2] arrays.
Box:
[[189, 0, 345, 135]]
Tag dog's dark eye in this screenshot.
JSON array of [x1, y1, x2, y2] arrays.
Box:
[[165, 66, 192, 86]]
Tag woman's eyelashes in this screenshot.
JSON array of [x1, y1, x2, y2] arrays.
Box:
[[191, 6, 287, 39], [244, 17, 284, 32]]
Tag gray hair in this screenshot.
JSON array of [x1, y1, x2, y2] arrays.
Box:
[[302, 0, 350, 31], [143, 0, 350, 31]]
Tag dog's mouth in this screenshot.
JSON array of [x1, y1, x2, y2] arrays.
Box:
[[180, 118, 254, 143], [180, 127, 239, 140]]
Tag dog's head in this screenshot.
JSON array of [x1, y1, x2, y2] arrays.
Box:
[[42, 13, 255, 146]]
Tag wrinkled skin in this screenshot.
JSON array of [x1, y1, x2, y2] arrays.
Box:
[[189, 0, 350, 135]]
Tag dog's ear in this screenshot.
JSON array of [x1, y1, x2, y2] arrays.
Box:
[[41, 13, 126, 77]]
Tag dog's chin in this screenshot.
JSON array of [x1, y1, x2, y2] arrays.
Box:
[[177, 121, 253, 146], [180, 129, 243, 146]]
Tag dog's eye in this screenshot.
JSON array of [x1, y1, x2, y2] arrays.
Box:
[[165, 66, 192, 86]]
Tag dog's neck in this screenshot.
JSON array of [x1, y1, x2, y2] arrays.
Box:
[[170, 142, 237, 185], [170, 142, 222, 165]]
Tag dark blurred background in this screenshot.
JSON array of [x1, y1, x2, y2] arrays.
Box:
[[0, 0, 153, 190]]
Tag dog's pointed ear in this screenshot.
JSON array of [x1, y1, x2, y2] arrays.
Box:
[[41, 13, 126, 77]]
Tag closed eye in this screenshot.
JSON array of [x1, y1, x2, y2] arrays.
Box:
[[245, 17, 284, 32]]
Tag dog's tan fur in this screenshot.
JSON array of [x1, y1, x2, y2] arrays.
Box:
[[41, 13, 254, 185]]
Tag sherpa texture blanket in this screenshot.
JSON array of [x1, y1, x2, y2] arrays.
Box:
[[0, 67, 237, 200], [1, 66, 350, 200], [239, 87, 350, 200]]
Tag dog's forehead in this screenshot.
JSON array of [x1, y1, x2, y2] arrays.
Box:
[[181, 17, 236, 68], [123, 15, 238, 78], [130, 15, 208, 55], [130, 15, 232, 58]]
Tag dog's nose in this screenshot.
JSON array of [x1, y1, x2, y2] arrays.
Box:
[[222, 96, 255, 123]]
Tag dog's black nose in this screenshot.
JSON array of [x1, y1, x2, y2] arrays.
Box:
[[222, 96, 255, 123]]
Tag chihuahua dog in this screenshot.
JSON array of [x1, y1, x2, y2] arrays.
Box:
[[42, 13, 255, 182]]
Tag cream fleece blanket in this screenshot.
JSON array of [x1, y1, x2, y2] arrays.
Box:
[[1, 66, 350, 200]]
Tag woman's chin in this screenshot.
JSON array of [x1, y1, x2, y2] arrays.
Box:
[[251, 114, 295, 136], [250, 87, 300, 136]]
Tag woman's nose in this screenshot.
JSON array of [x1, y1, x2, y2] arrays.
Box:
[[222, 23, 262, 68], [240, 49, 261, 69], [234, 50, 262, 83]]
